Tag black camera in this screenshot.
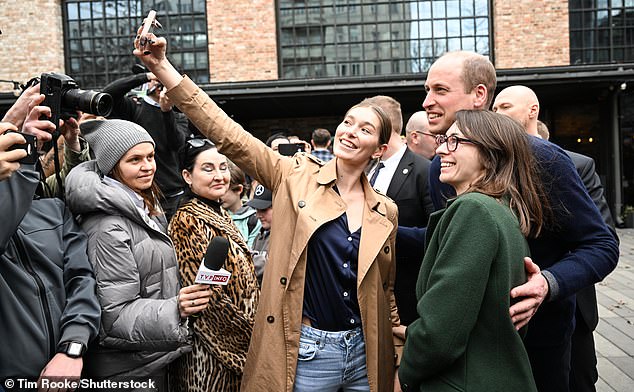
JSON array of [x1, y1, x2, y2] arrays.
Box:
[[39, 72, 113, 152], [40, 72, 113, 121]]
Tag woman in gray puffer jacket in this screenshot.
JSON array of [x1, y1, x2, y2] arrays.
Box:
[[65, 119, 211, 388]]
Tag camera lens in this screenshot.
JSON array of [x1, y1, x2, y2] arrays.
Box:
[[64, 89, 113, 117], [91, 92, 113, 116]]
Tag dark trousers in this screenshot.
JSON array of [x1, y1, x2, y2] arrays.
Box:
[[527, 340, 572, 392], [570, 312, 598, 392]]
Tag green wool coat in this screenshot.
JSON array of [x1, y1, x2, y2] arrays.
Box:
[[399, 192, 537, 392]]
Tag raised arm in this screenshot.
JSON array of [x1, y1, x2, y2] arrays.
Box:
[[102, 73, 151, 119], [133, 29, 290, 192]]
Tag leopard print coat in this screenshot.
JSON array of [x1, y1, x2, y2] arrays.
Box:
[[168, 197, 260, 392]]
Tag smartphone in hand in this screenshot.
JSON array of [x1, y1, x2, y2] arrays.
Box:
[[139, 10, 160, 54], [278, 143, 306, 156], [5, 131, 38, 164]]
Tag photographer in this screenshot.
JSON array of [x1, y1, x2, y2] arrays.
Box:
[[2, 81, 91, 198], [0, 109, 100, 387], [102, 70, 188, 220], [22, 92, 91, 198]]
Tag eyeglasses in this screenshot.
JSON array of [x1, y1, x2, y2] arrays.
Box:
[[413, 130, 436, 138], [435, 134, 480, 152], [187, 138, 214, 149]]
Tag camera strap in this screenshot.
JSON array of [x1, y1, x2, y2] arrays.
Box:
[[52, 135, 64, 200], [46, 91, 64, 200]]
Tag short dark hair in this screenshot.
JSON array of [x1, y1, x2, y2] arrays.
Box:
[[360, 95, 402, 135], [311, 128, 331, 147], [265, 132, 289, 147], [227, 160, 247, 198], [459, 53, 497, 109]]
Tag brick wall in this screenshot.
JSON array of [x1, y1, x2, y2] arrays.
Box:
[[0, 0, 65, 93], [207, 0, 278, 81], [494, 0, 570, 69]]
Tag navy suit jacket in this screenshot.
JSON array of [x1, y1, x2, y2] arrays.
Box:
[[566, 150, 618, 331], [385, 147, 433, 325]]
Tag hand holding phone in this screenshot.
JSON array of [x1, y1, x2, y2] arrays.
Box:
[[3, 130, 38, 164], [278, 142, 306, 156], [139, 10, 160, 55]]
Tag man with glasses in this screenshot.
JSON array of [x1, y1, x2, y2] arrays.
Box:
[[397, 51, 618, 392], [405, 111, 437, 160]]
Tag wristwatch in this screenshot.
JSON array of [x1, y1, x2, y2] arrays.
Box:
[[57, 341, 86, 358]]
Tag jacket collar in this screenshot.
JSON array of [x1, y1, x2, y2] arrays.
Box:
[[361, 173, 388, 217], [316, 157, 388, 217], [316, 157, 338, 185]]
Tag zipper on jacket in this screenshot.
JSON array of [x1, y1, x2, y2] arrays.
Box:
[[12, 234, 57, 358]]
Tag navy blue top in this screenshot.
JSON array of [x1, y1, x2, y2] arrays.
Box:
[[302, 213, 362, 331], [425, 135, 618, 346]]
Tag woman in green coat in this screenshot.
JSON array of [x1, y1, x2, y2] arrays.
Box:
[[398, 110, 547, 392]]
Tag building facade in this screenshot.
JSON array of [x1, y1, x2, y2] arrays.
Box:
[[1, 0, 633, 222]]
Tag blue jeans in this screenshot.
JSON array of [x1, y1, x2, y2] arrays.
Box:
[[293, 324, 369, 392]]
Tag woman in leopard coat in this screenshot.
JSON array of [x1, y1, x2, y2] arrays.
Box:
[[168, 139, 259, 392]]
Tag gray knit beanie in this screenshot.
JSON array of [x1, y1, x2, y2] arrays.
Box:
[[81, 119, 155, 175]]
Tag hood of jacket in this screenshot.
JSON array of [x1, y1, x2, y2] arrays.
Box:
[[231, 204, 257, 220], [66, 160, 163, 229]]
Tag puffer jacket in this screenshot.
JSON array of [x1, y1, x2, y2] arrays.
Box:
[[65, 160, 190, 378], [0, 164, 100, 379]]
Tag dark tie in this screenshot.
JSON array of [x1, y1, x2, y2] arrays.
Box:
[[369, 162, 384, 186]]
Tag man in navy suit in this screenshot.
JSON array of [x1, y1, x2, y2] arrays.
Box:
[[363, 95, 433, 326], [400, 51, 618, 392], [493, 85, 618, 392]]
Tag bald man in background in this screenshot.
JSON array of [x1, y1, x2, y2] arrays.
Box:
[[404, 111, 437, 160], [493, 85, 618, 392]]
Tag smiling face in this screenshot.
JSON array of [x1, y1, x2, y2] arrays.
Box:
[[436, 123, 485, 195], [423, 57, 481, 135], [113, 142, 156, 193], [333, 105, 387, 166], [182, 148, 230, 201]]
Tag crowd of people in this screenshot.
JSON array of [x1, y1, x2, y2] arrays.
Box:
[[0, 22, 620, 392]]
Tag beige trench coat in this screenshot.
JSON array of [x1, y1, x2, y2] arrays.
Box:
[[169, 77, 403, 392]]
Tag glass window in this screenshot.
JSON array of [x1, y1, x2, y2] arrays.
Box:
[[279, 0, 491, 79], [569, 0, 634, 64], [62, 0, 209, 89]]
